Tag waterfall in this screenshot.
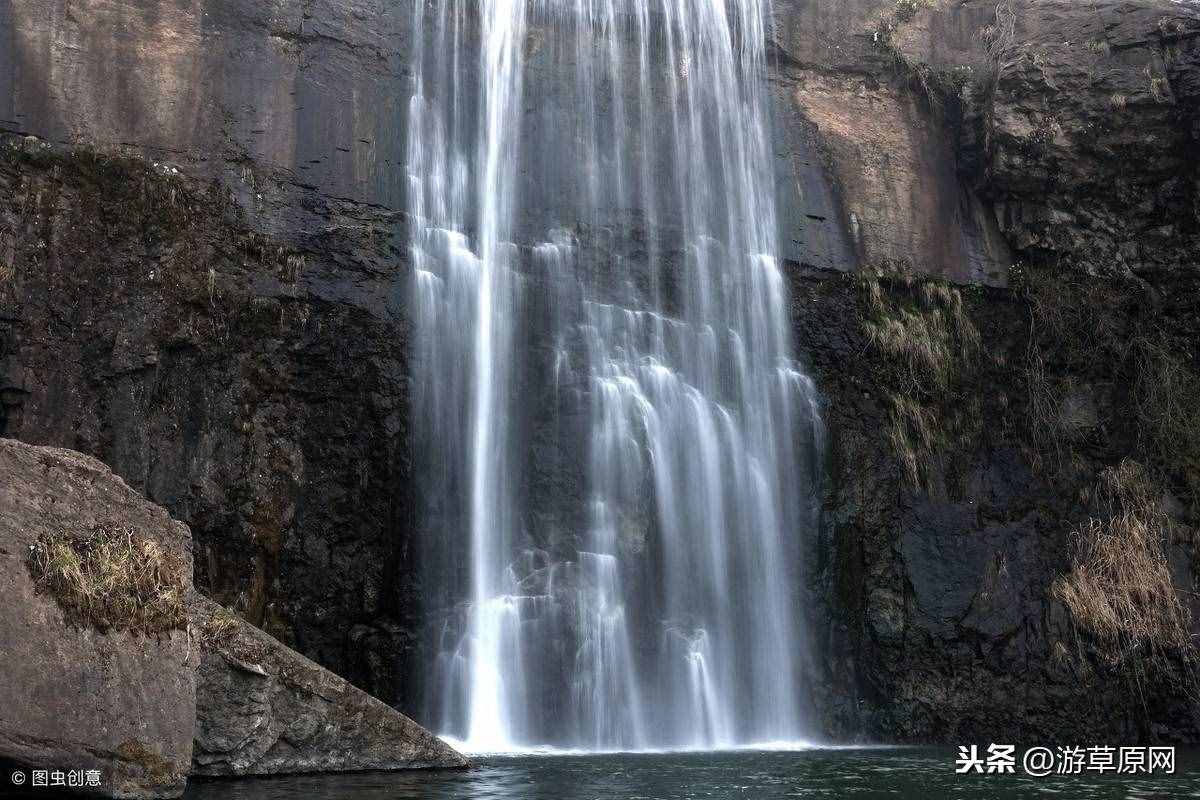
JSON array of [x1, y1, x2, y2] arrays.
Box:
[[408, 0, 824, 752]]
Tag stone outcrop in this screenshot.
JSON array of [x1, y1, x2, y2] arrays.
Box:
[[979, 0, 1200, 276], [192, 597, 467, 776], [770, 0, 1014, 283], [771, 0, 1200, 282], [0, 438, 196, 799], [0, 437, 465, 794]]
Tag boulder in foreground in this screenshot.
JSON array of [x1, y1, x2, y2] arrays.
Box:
[[192, 596, 468, 776], [0, 439, 196, 799], [0, 438, 465, 796]]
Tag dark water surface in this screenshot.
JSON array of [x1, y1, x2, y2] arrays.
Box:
[[184, 748, 1199, 800]]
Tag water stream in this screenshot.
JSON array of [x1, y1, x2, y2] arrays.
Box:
[[408, 0, 824, 753]]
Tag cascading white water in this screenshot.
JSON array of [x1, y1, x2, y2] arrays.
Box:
[[408, 0, 824, 752]]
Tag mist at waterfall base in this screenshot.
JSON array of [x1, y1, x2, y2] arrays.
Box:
[[407, 0, 824, 753]]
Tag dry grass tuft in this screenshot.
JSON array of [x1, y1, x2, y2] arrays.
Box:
[[981, 0, 1020, 82], [1053, 461, 1194, 662], [1144, 66, 1171, 103], [885, 392, 942, 488], [199, 604, 241, 646], [858, 264, 982, 490], [1133, 336, 1200, 510], [861, 266, 980, 396], [27, 526, 188, 634], [1021, 270, 1128, 470]]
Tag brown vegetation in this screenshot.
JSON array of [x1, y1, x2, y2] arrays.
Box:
[[27, 526, 188, 634], [198, 603, 241, 646], [1053, 461, 1193, 659], [857, 263, 981, 491]]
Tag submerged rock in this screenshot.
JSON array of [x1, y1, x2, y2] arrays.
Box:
[[191, 596, 468, 776], [0, 439, 196, 799]]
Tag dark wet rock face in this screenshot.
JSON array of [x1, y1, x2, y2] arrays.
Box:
[[766, 0, 1200, 743], [0, 136, 417, 706], [981, 1, 1200, 276], [792, 267, 1200, 744], [1, 0, 1199, 748], [192, 597, 467, 776], [2, 0, 426, 711], [0, 439, 196, 799]]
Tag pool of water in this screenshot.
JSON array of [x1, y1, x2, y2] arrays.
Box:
[[184, 748, 1198, 799]]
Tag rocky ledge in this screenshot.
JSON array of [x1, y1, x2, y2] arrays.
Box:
[[192, 596, 467, 777]]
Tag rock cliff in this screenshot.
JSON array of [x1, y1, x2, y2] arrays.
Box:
[[1, 0, 1198, 745], [772, 0, 1200, 743]]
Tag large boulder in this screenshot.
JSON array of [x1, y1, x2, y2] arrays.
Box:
[[0, 439, 196, 799], [191, 597, 467, 776], [0, 438, 465, 797]]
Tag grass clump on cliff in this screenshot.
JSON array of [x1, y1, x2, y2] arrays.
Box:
[[1019, 268, 1129, 470], [27, 526, 188, 635], [1020, 266, 1200, 511], [198, 603, 241, 646], [861, 270, 980, 394], [1053, 461, 1194, 663], [1133, 336, 1200, 511], [857, 263, 982, 492], [872, 0, 980, 109], [1015, 264, 1199, 703]]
